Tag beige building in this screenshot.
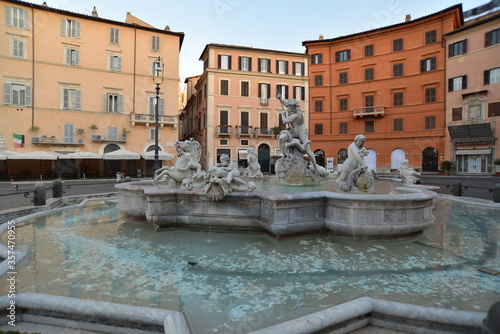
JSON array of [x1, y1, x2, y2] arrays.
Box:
[[444, 12, 500, 174], [0, 0, 183, 178], [181, 44, 309, 172]]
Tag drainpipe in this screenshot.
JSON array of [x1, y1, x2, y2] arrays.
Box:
[[329, 42, 333, 134], [133, 24, 137, 114], [31, 5, 35, 127]]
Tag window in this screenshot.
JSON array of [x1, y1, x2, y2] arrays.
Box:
[[148, 96, 164, 116], [340, 122, 348, 134], [109, 55, 122, 71], [485, 28, 500, 47], [488, 102, 500, 117], [110, 28, 120, 45], [241, 81, 249, 97], [425, 116, 436, 130], [393, 92, 404, 106], [108, 127, 118, 141], [425, 87, 436, 103], [240, 111, 249, 134], [293, 62, 305, 76], [11, 39, 24, 58], [315, 74, 323, 86], [484, 67, 500, 85], [105, 93, 124, 113], [393, 119, 403, 131], [365, 120, 374, 133], [219, 55, 232, 69], [293, 86, 305, 101], [151, 35, 160, 51], [314, 100, 323, 112], [425, 30, 437, 44], [5, 6, 29, 29], [239, 56, 251, 71], [219, 110, 229, 131], [311, 54, 322, 64], [61, 18, 80, 38], [448, 40, 467, 57], [339, 98, 348, 111], [65, 48, 79, 66], [365, 95, 374, 112], [276, 85, 288, 99], [393, 38, 403, 51], [364, 45, 374, 57], [259, 113, 268, 134], [62, 88, 81, 110], [365, 68, 374, 81], [452, 107, 463, 121], [258, 58, 270, 73], [339, 72, 348, 84], [63, 124, 75, 143], [448, 75, 467, 91], [220, 80, 229, 95], [393, 63, 403, 77], [420, 57, 436, 73], [314, 124, 323, 135], [258, 83, 270, 105], [4, 83, 32, 106], [335, 50, 351, 62], [149, 128, 157, 141], [277, 60, 288, 74]]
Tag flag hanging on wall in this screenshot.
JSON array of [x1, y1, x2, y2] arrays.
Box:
[[13, 133, 24, 148]]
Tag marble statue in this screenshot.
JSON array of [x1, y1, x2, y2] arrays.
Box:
[[398, 159, 421, 185], [243, 147, 263, 179], [337, 135, 377, 192], [276, 93, 326, 181]]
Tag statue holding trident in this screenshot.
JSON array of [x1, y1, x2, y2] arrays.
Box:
[[276, 91, 328, 181]]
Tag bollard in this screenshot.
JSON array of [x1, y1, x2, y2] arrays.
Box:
[[34, 182, 46, 206], [452, 180, 462, 197], [52, 179, 63, 198], [494, 183, 500, 204]]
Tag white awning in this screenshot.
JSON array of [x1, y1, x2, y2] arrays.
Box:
[[0, 150, 20, 160], [103, 149, 141, 160], [455, 149, 491, 155], [59, 151, 103, 159], [8, 150, 59, 160], [141, 151, 174, 160]]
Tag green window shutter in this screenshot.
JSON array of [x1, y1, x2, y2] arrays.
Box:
[[5, 6, 12, 26], [25, 85, 32, 106], [63, 88, 69, 109], [118, 94, 124, 113], [66, 49, 71, 64], [75, 90, 81, 110], [75, 20, 81, 38], [148, 97, 154, 114], [61, 18, 67, 36], [105, 93, 109, 112], [4, 83, 12, 105], [75, 49, 80, 66], [23, 9, 29, 29], [159, 98, 165, 115]]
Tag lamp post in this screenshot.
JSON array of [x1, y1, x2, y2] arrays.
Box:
[[152, 56, 164, 175]]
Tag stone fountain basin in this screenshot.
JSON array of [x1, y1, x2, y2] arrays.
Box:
[[116, 181, 437, 241]]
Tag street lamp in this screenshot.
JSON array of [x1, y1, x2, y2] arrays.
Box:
[[152, 56, 164, 175]]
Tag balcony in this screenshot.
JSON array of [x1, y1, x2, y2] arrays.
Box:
[[236, 126, 253, 137], [92, 134, 127, 143], [353, 106, 385, 118], [216, 125, 232, 137], [254, 127, 275, 137], [31, 136, 84, 146], [131, 114, 177, 127]]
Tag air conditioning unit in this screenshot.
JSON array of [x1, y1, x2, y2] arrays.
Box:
[[78, 138, 84, 144], [96, 135, 103, 140]]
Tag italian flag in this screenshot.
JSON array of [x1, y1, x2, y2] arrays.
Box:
[[13, 133, 24, 148]]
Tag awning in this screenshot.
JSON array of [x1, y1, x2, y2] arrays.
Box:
[[455, 149, 492, 155], [0, 150, 20, 160], [9, 150, 59, 160], [141, 151, 174, 161], [103, 149, 141, 160], [59, 151, 103, 159], [238, 149, 248, 160]]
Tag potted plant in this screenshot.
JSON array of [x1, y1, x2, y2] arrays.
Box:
[[28, 125, 40, 133], [122, 128, 130, 141], [89, 124, 98, 140], [494, 159, 500, 177], [440, 160, 455, 176], [272, 126, 282, 136]]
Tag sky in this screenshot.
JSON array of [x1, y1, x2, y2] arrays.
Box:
[[28, 0, 490, 79]]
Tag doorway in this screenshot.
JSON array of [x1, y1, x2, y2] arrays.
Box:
[[258, 144, 270, 173]]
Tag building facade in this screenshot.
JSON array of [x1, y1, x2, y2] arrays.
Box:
[[0, 0, 183, 178], [303, 5, 463, 173], [180, 44, 309, 172], [444, 12, 500, 174]]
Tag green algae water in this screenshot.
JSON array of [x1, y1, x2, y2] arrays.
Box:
[[1, 199, 499, 333]]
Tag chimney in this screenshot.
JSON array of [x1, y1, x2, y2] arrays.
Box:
[[405, 14, 411, 22], [92, 6, 98, 17], [42, 1, 48, 6], [319, 34, 324, 40]]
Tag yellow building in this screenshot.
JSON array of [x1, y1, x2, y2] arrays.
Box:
[[181, 44, 309, 172], [0, 0, 184, 178]]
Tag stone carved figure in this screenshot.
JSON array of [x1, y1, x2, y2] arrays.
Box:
[[398, 159, 421, 185], [337, 135, 377, 192], [276, 93, 322, 181], [154, 138, 201, 187], [243, 147, 263, 179], [203, 164, 256, 201]]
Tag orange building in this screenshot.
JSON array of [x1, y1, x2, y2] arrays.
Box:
[[303, 5, 463, 173], [181, 44, 309, 172], [0, 0, 183, 179], [444, 12, 500, 174]]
